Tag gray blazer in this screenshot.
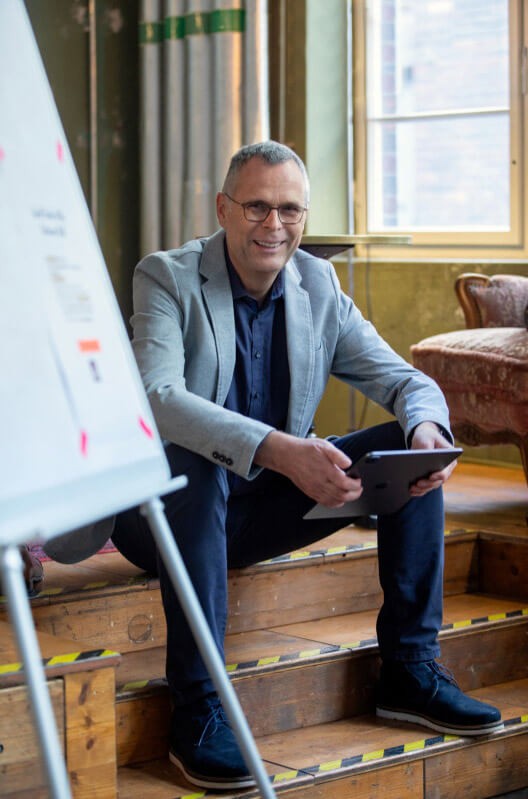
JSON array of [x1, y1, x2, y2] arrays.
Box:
[[131, 229, 451, 480]]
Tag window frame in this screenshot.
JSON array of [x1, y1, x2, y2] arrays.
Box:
[[351, 0, 528, 260]]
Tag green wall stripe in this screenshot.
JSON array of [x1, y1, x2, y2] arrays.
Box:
[[141, 9, 246, 42], [165, 15, 185, 40], [209, 9, 245, 34], [184, 11, 210, 36], [139, 21, 164, 44]]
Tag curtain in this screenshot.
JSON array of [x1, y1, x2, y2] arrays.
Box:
[[139, 0, 269, 256]]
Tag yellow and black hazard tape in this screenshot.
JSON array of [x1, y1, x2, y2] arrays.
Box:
[[0, 647, 119, 677], [225, 640, 377, 675], [259, 540, 376, 565], [297, 732, 461, 777], [259, 528, 467, 566], [270, 714, 528, 784], [0, 529, 470, 605], [0, 572, 150, 603], [225, 606, 528, 675], [119, 676, 167, 695], [117, 605, 528, 691], [442, 607, 528, 631], [171, 714, 528, 796]]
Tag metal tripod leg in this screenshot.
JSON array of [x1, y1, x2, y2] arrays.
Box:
[[141, 493, 277, 799], [0, 544, 71, 798]]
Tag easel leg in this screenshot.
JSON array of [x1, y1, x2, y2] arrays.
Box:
[[0, 545, 71, 799], [141, 496, 277, 799]]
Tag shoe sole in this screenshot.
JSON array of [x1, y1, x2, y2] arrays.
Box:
[[376, 706, 505, 737], [169, 751, 257, 790]]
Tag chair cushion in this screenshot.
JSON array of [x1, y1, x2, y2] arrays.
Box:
[[411, 327, 528, 437], [467, 275, 528, 328]]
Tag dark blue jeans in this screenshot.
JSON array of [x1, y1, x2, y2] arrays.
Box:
[[112, 421, 444, 706]]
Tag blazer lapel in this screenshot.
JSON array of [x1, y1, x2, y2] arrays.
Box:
[[199, 232, 236, 405], [284, 260, 315, 437]]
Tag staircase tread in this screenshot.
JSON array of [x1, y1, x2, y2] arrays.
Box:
[[117, 678, 528, 798], [443, 462, 527, 537], [0, 527, 480, 611], [115, 592, 528, 692], [0, 618, 120, 684]]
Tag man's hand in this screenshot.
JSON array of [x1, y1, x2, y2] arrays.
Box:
[[254, 431, 363, 507], [409, 421, 457, 497]]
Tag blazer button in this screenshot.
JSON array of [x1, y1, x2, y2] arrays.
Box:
[[219, 454, 226, 463], [212, 451, 219, 459], [226, 457, 233, 466]]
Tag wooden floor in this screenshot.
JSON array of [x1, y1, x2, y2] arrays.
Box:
[[443, 460, 527, 535]]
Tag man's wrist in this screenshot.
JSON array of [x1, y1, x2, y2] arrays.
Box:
[[408, 421, 453, 447]]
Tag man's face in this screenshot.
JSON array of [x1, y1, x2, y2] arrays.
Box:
[[216, 157, 307, 293]]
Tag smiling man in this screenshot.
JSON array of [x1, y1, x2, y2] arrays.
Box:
[[112, 141, 501, 790]]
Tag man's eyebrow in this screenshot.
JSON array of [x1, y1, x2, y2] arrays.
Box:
[[243, 197, 303, 206]]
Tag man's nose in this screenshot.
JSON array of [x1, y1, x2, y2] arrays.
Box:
[[263, 207, 282, 228]]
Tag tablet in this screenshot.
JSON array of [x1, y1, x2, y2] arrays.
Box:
[[303, 447, 462, 520]]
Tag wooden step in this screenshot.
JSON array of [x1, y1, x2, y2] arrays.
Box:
[[113, 592, 528, 766], [116, 678, 528, 799], [0, 619, 120, 798], [0, 526, 480, 656]]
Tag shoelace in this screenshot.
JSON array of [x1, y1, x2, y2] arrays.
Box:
[[430, 660, 459, 687], [197, 703, 228, 747]]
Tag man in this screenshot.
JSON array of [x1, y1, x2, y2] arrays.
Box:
[[112, 141, 501, 790]]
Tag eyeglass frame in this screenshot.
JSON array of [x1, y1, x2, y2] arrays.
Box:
[[222, 192, 308, 225]]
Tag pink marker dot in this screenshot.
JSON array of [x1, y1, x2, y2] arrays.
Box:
[[57, 140, 64, 162], [139, 416, 154, 438], [80, 430, 88, 456], [0, 146, 5, 161]]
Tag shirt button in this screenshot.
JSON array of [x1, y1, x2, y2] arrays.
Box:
[[254, 351, 261, 359]]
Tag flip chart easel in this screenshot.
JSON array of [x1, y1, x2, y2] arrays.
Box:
[[0, 3, 275, 796]]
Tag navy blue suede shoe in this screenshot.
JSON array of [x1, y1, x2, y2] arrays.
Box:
[[169, 693, 256, 790], [376, 660, 503, 737]]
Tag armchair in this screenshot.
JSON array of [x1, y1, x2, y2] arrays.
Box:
[[410, 273, 528, 485]]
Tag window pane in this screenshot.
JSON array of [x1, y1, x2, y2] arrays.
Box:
[[366, 0, 511, 231], [369, 114, 510, 229]]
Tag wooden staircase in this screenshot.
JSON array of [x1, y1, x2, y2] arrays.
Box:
[[1, 463, 528, 798]]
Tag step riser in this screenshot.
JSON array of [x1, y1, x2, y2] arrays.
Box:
[[0, 668, 117, 799], [21, 537, 478, 657], [0, 680, 64, 797], [229, 537, 478, 634], [114, 620, 528, 766], [424, 729, 528, 799], [442, 622, 528, 691], [479, 537, 528, 600]]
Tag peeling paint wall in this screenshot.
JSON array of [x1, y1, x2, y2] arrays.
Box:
[[24, 0, 140, 326]]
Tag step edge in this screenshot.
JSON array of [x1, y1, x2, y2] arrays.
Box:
[[114, 604, 528, 693], [115, 714, 528, 798]]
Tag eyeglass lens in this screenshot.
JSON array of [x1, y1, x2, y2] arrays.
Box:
[[244, 201, 304, 224]]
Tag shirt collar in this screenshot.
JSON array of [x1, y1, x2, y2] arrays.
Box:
[[224, 241, 285, 303]]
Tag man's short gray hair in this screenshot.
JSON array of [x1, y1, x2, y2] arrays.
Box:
[[222, 140, 310, 202]]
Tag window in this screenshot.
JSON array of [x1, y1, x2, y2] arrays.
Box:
[[352, 0, 528, 257]]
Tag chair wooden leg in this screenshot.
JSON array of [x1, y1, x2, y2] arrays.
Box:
[[519, 439, 528, 526]]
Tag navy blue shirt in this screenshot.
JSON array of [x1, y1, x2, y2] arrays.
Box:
[[223, 250, 290, 493]]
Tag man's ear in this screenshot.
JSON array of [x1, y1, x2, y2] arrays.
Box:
[[216, 192, 227, 227]]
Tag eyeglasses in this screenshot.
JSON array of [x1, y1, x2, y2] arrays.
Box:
[[223, 192, 307, 225]]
